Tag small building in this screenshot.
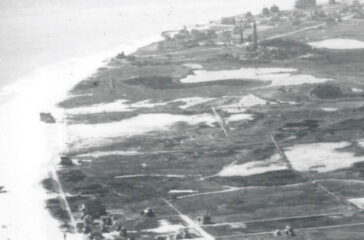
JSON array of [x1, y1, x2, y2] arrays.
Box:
[[197, 214, 212, 225], [273, 229, 282, 237], [295, 0, 317, 10], [284, 225, 296, 237], [174, 229, 192, 240], [141, 208, 156, 217], [221, 16, 236, 25], [155, 235, 170, 240]]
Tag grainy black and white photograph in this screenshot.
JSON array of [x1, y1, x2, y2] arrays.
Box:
[[1, 0, 364, 239]]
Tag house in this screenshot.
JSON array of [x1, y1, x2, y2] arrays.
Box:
[[221, 16, 236, 25], [197, 214, 212, 225], [284, 225, 296, 237], [141, 208, 156, 217]]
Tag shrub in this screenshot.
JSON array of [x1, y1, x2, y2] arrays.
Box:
[[61, 170, 86, 182], [84, 199, 107, 218], [311, 84, 343, 99]]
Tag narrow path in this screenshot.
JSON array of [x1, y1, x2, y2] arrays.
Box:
[[162, 198, 215, 240], [114, 174, 187, 179], [271, 135, 359, 211], [178, 182, 308, 199], [51, 169, 77, 232], [177, 186, 264, 199], [215, 222, 364, 239], [317, 178, 364, 184], [265, 23, 326, 41], [202, 211, 353, 227], [135, 46, 226, 58]]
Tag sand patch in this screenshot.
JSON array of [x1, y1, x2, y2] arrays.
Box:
[[171, 97, 215, 109], [218, 154, 287, 177], [285, 142, 364, 173], [169, 190, 198, 194], [145, 220, 184, 233], [219, 94, 267, 113], [226, 113, 253, 122], [67, 113, 216, 149], [183, 63, 203, 69], [322, 107, 338, 112], [238, 94, 267, 107], [348, 198, 364, 209], [352, 88, 363, 93], [309, 39, 364, 49], [179, 68, 329, 86], [66, 99, 168, 114], [67, 97, 214, 114]]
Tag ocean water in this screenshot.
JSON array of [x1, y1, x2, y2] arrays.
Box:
[[0, 0, 301, 98]]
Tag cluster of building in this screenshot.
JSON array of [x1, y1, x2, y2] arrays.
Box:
[[291, 0, 364, 24], [273, 225, 296, 238], [77, 203, 137, 240], [159, 0, 364, 52]]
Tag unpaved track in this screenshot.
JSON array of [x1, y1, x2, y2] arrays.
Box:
[[265, 23, 326, 41], [215, 222, 364, 239], [163, 198, 215, 240], [202, 210, 353, 227], [51, 169, 77, 231]]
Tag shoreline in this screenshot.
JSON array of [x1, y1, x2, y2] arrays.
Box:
[[0, 35, 164, 239]]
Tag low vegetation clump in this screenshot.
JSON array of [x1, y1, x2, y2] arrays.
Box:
[[60, 170, 86, 182], [83, 199, 107, 218], [311, 84, 343, 99], [46, 198, 70, 222], [41, 177, 58, 193], [260, 39, 313, 60]]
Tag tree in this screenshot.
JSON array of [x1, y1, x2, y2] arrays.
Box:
[[190, 29, 207, 41], [245, 12, 254, 23], [234, 21, 249, 44], [270, 5, 280, 14], [262, 7, 270, 17], [245, 12, 253, 18], [222, 31, 232, 46], [233, 25, 244, 44], [83, 200, 107, 218], [206, 29, 217, 39]]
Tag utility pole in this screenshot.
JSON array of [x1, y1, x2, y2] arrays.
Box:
[[253, 20, 258, 50]]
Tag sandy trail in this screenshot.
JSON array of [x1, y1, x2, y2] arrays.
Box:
[[163, 199, 215, 240], [265, 23, 326, 40]]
